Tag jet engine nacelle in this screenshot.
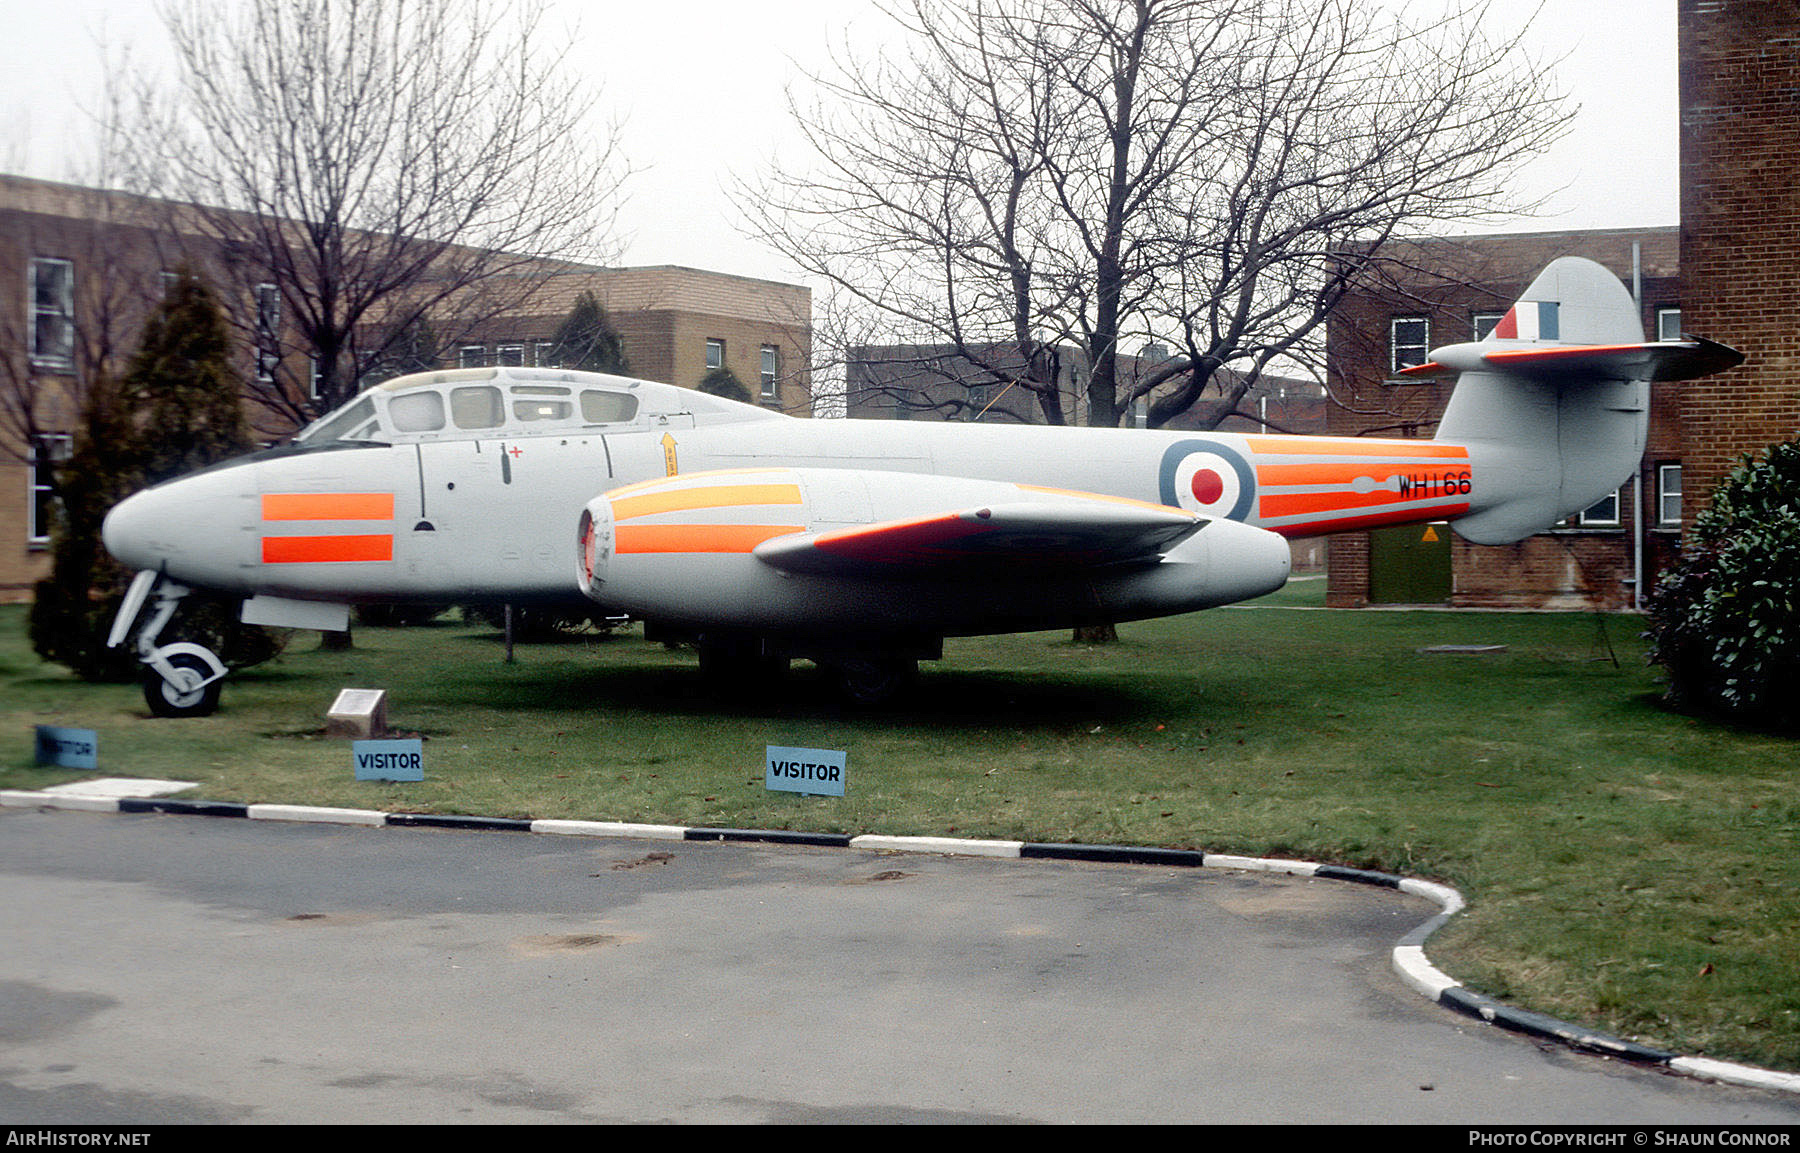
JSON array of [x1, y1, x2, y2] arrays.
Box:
[[575, 468, 1291, 639]]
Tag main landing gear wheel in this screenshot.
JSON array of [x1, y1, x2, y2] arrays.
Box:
[[830, 657, 918, 707], [144, 651, 223, 718], [696, 638, 791, 689]]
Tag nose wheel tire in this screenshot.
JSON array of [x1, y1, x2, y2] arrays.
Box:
[[144, 652, 223, 718]]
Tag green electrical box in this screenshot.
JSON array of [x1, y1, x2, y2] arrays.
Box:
[[1368, 522, 1452, 604]]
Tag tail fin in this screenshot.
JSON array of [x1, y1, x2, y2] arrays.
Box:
[[1401, 256, 1741, 545]]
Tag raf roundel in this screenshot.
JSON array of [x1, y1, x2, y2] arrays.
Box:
[[1158, 440, 1256, 522]]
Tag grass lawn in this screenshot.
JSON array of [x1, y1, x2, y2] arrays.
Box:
[[4, 584, 1798, 1071]]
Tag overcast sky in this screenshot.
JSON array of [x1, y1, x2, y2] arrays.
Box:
[[0, 0, 1680, 287]]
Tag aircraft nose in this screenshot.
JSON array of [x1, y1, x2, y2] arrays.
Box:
[[102, 466, 258, 584], [102, 487, 171, 572]]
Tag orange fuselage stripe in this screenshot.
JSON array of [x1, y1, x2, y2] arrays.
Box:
[[614, 524, 805, 554], [262, 493, 395, 521], [1254, 462, 1468, 487], [610, 484, 804, 522], [1259, 488, 1462, 520], [262, 534, 394, 564], [1246, 436, 1469, 459], [1268, 504, 1469, 539]]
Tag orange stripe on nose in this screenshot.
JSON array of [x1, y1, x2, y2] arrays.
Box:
[[614, 524, 805, 554], [263, 534, 395, 564], [262, 493, 395, 521]]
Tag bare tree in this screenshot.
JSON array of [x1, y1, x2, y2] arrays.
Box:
[[743, 0, 1566, 428], [118, 0, 629, 425]]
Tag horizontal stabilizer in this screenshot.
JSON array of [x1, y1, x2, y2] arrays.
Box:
[[1400, 337, 1744, 384], [753, 495, 1202, 576]]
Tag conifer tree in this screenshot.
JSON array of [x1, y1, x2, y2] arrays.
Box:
[[122, 269, 251, 485], [30, 268, 273, 679], [548, 291, 631, 375], [27, 373, 145, 680], [698, 366, 752, 404]]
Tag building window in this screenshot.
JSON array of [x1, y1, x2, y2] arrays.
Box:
[[255, 283, 281, 382], [760, 345, 779, 401], [28, 434, 72, 545], [1656, 308, 1683, 341], [497, 343, 525, 368], [1473, 312, 1505, 340], [1658, 464, 1683, 527], [29, 258, 75, 370], [705, 338, 724, 372], [534, 341, 556, 368], [1579, 489, 1621, 527], [458, 345, 486, 369], [1390, 317, 1429, 372]]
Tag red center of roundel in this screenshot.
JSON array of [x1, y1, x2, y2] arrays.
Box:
[[1191, 468, 1225, 506]]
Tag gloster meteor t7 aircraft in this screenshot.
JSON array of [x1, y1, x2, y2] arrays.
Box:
[[102, 257, 1741, 715]]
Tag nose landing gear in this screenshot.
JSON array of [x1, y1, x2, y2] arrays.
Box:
[[108, 571, 229, 718]]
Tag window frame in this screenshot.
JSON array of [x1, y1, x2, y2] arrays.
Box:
[[1657, 463, 1683, 528], [1578, 489, 1622, 528], [705, 338, 724, 373], [27, 433, 72, 545], [255, 282, 281, 382], [28, 257, 75, 370], [759, 344, 779, 401], [1390, 316, 1429, 373]]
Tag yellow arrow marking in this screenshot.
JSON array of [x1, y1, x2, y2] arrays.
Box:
[[662, 433, 678, 476]]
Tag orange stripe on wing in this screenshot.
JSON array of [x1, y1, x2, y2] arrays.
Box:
[[262, 493, 395, 521], [615, 524, 805, 554], [611, 483, 803, 522], [810, 513, 993, 563], [263, 534, 394, 564]]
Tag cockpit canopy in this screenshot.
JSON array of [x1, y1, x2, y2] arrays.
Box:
[[292, 366, 777, 446]]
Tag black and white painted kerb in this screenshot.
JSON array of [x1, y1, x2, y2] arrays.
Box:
[[5, 778, 1797, 1098]]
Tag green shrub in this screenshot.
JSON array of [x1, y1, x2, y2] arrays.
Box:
[[1647, 438, 1800, 729]]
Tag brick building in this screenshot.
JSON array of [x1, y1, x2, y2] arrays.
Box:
[[0, 174, 811, 601], [1677, 0, 1800, 510], [1324, 228, 1685, 609], [443, 266, 811, 413], [1325, 2, 1800, 609]]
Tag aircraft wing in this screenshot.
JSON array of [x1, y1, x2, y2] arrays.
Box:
[[751, 491, 1204, 577]]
